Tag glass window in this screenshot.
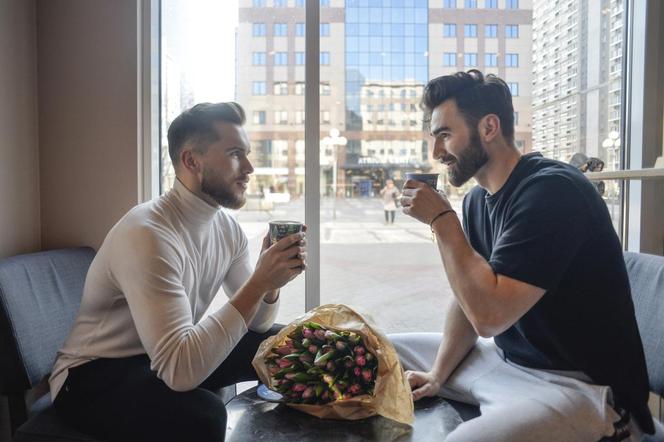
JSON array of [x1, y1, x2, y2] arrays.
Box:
[[321, 110, 331, 124], [273, 0, 286, 7], [274, 23, 288, 36], [274, 110, 288, 124], [505, 53, 519, 67], [464, 24, 478, 37], [274, 52, 288, 65], [320, 52, 330, 65], [295, 110, 305, 124], [443, 0, 456, 8], [296, 23, 305, 37], [320, 0, 330, 6], [506, 24, 519, 38], [253, 23, 266, 37], [465, 0, 477, 8], [505, 0, 518, 9], [253, 0, 266, 6], [252, 52, 266, 65], [295, 82, 305, 95], [485, 24, 497, 38], [443, 24, 457, 37], [485, 0, 497, 8], [443, 52, 456, 66], [514, 111, 519, 125], [485, 53, 498, 67], [320, 82, 331, 95], [296, 0, 304, 6], [273, 82, 288, 95], [508, 82, 519, 96], [295, 52, 305, 65], [320, 23, 330, 37], [252, 81, 266, 95], [253, 110, 266, 125], [464, 52, 477, 66]]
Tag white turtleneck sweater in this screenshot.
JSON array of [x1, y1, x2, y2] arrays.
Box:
[[49, 179, 279, 398]]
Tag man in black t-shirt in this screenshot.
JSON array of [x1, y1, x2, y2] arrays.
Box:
[[391, 70, 653, 441]]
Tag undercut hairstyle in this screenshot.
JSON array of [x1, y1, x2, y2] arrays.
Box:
[[167, 102, 246, 167], [421, 70, 515, 143]]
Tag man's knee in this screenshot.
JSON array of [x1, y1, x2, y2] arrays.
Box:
[[174, 390, 228, 442]]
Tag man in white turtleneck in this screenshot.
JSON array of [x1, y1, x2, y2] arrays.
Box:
[[49, 102, 306, 441]]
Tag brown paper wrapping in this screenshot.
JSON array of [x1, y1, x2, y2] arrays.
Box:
[[252, 304, 414, 426]]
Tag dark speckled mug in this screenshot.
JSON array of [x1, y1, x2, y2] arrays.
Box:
[[269, 221, 304, 245], [405, 173, 439, 188]]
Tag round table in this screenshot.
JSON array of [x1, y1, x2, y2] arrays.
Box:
[[225, 386, 464, 441]]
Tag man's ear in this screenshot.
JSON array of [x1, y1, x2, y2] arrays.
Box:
[[180, 149, 200, 173], [480, 114, 501, 142]]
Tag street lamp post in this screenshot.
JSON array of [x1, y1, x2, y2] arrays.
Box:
[[322, 128, 347, 220]]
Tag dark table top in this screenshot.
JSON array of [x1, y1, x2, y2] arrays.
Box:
[[225, 386, 464, 441]]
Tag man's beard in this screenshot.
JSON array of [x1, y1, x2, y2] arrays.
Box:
[[446, 128, 489, 187], [201, 167, 246, 209]]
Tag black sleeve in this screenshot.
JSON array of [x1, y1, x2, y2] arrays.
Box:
[[488, 175, 591, 291]]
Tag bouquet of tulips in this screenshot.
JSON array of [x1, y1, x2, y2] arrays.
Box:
[[253, 304, 414, 425], [266, 322, 377, 404]]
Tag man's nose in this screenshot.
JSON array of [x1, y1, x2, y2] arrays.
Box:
[[243, 157, 254, 175], [432, 140, 447, 160]]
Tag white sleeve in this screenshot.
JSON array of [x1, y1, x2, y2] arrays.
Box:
[[222, 231, 279, 333], [110, 226, 248, 392]]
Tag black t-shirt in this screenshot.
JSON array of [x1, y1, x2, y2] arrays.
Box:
[[462, 152, 653, 433]]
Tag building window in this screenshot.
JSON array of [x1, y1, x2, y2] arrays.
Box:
[[485, 0, 497, 7], [464, 0, 477, 8], [508, 82, 519, 96], [253, 23, 266, 37], [320, 82, 331, 95], [485, 53, 498, 67], [295, 52, 305, 65], [464, 24, 478, 38], [443, 24, 456, 37], [253, 0, 266, 6], [443, 52, 456, 66], [485, 24, 497, 38], [514, 112, 519, 125], [252, 52, 266, 65], [505, 0, 518, 9], [296, 0, 304, 6], [274, 23, 288, 37], [252, 81, 266, 95], [273, 82, 288, 95], [443, 0, 456, 7], [273, 0, 286, 7], [253, 111, 266, 125], [274, 110, 288, 124], [320, 23, 330, 37], [295, 82, 305, 95], [274, 52, 288, 65], [295, 111, 305, 124], [464, 53, 477, 67], [320, 52, 330, 65], [505, 53, 519, 67], [505, 25, 519, 38], [296, 23, 305, 37], [321, 110, 330, 124], [320, 0, 330, 6]]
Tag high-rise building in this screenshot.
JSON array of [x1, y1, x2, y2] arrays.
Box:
[[532, 0, 622, 168], [237, 0, 533, 197]]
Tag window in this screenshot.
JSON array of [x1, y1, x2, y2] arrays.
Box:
[[443, 0, 456, 7], [485, 0, 497, 7], [485, 53, 498, 67], [505, 0, 518, 9], [443, 52, 456, 66], [296, 23, 305, 37], [273, 0, 286, 7], [443, 24, 457, 37], [253, 23, 266, 37], [320, 82, 331, 95], [273, 82, 288, 95], [514, 111, 519, 125], [464, 52, 477, 67], [274, 23, 288, 36], [321, 110, 330, 124], [320, 23, 330, 37], [320, 52, 330, 65], [294, 82, 305, 95], [274, 52, 288, 65], [295, 110, 305, 124], [464, 24, 478, 38], [274, 110, 288, 124], [252, 81, 266, 95], [464, 0, 477, 7], [296, 0, 304, 6], [320, 0, 330, 6], [506, 24, 519, 38], [253, 0, 266, 6], [295, 52, 305, 65], [508, 82, 519, 96], [505, 53, 519, 67], [485, 24, 497, 38], [253, 111, 266, 125], [252, 52, 266, 65]]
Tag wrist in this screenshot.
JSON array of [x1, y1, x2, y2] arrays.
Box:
[[245, 276, 271, 300], [429, 209, 456, 229], [263, 289, 280, 304]]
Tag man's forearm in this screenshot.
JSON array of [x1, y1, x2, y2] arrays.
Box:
[[430, 299, 478, 384], [229, 278, 270, 325], [263, 288, 280, 304]]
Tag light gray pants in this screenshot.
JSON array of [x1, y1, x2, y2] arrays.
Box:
[[389, 333, 643, 442]]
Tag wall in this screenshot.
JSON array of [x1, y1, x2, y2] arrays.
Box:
[[37, 0, 140, 250], [0, 0, 41, 260]]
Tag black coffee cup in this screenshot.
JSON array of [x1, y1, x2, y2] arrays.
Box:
[[405, 173, 439, 188], [268, 221, 304, 245]]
